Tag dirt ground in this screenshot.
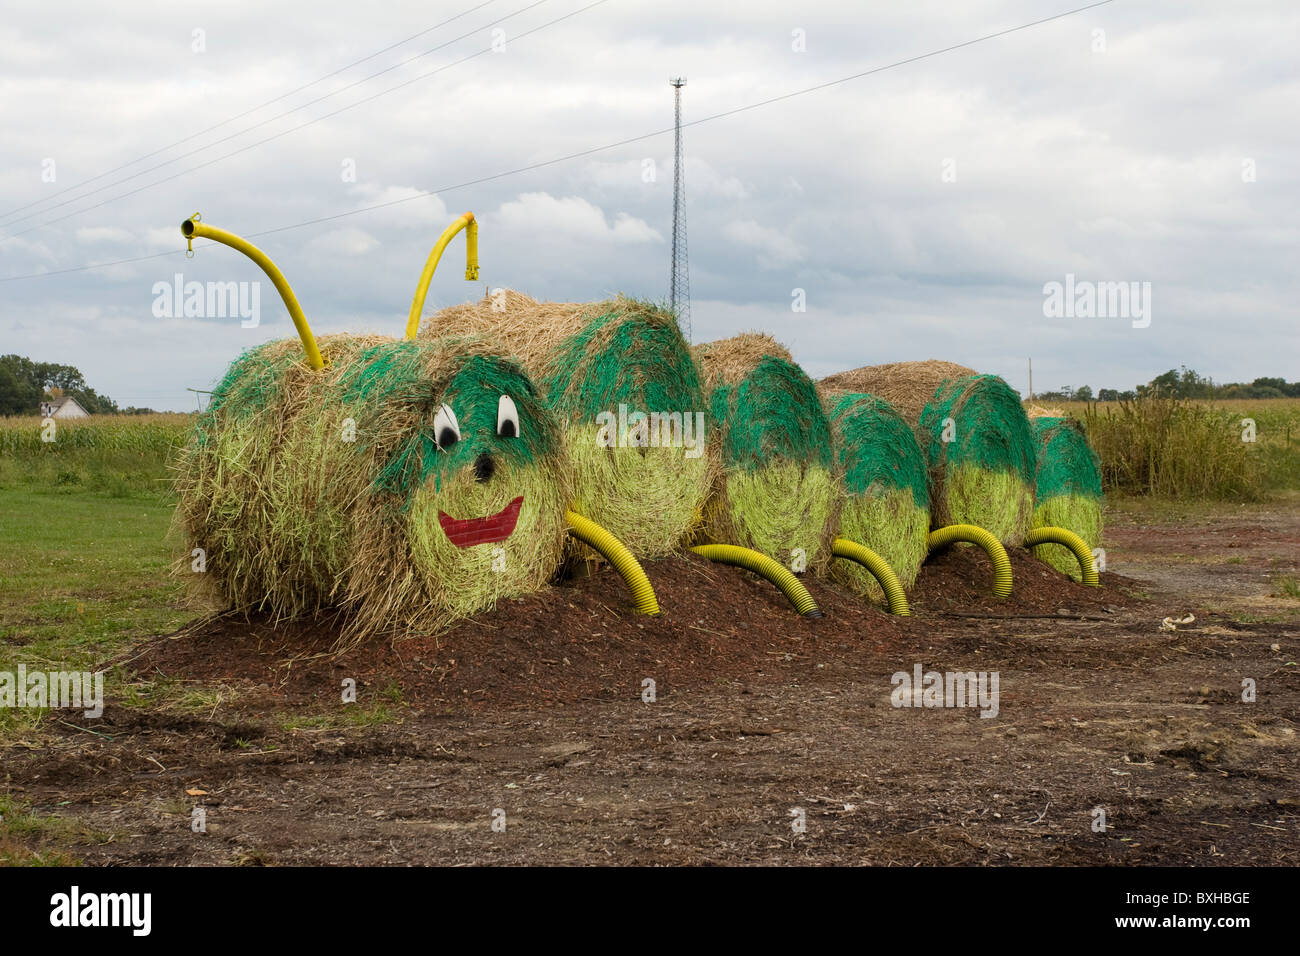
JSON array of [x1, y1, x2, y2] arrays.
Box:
[[5, 503, 1298, 865]]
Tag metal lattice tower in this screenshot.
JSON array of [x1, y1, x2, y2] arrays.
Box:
[[669, 77, 690, 341]]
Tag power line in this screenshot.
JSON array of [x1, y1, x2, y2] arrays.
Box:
[[0, 1, 500, 224], [1, 0, 589, 243], [1, 0, 1116, 283], [0, 0, 552, 236]]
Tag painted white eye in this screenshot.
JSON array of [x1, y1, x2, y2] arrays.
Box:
[[497, 395, 519, 438], [433, 404, 460, 449]]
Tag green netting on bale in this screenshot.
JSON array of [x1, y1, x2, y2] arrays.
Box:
[[696, 337, 837, 569], [1030, 416, 1103, 501], [917, 374, 1036, 546], [541, 300, 703, 422], [826, 393, 931, 599], [1030, 416, 1104, 579], [172, 335, 571, 646], [427, 294, 710, 558], [711, 355, 833, 472], [830, 393, 928, 507]]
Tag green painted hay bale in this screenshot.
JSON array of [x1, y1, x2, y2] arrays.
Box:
[[173, 334, 571, 646], [1029, 415, 1103, 580], [823, 392, 930, 601], [820, 361, 1035, 546], [426, 290, 709, 558], [693, 333, 837, 570]]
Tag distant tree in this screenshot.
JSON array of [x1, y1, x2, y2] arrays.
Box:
[[0, 363, 42, 415], [1119, 390, 1137, 401], [1138, 366, 1213, 399], [1097, 388, 1119, 402], [1074, 385, 1094, 402], [0, 353, 119, 414]]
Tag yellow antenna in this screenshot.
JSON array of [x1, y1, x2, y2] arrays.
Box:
[[182, 214, 325, 370], [405, 212, 479, 340]]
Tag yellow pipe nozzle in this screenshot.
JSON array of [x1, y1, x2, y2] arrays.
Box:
[[181, 216, 325, 370], [405, 212, 479, 340]]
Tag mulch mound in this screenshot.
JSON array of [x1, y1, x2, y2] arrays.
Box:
[[130, 549, 1141, 714]]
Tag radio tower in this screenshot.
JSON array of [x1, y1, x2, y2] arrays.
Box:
[[669, 77, 690, 340]]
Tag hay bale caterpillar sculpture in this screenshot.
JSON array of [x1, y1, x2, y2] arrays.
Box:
[[173, 214, 571, 646], [819, 361, 1036, 548]]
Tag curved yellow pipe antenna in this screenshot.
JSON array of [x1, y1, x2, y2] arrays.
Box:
[[927, 524, 1014, 599], [690, 544, 823, 618], [405, 212, 480, 340], [566, 510, 660, 615], [182, 215, 324, 371], [831, 538, 910, 616], [1024, 526, 1100, 586]]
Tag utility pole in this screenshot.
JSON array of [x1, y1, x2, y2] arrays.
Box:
[[669, 77, 690, 341], [1028, 358, 1033, 402]]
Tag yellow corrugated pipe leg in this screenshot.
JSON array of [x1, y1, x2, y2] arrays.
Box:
[[565, 510, 660, 615], [927, 523, 1014, 598], [690, 544, 823, 618], [831, 538, 910, 616], [1024, 526, 1100, 586], [182, 215, 324, 370]]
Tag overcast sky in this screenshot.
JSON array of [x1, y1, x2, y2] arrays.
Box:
[[1, 0, 1295, 410]]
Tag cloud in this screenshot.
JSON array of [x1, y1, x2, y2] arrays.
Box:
[[493, 193, 662, 244], [345, 185, 450, 229], [722, 219, 804, 268], [306, 227, 380, 256], [74, 226, 133, 244], [0, 0, 1295, 409]]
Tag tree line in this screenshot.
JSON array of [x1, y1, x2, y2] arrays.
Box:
[[0, 354, 157, 416], [1036, 366, 1300, 403]]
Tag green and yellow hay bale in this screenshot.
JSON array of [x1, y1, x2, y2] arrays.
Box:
[[425, 290, 709, 558], [820, 361, 1036, 546], [174, 334, 571, 646], [822, 392, 930, 602], [1028, 414, 1103, 580], [693, 333, 837, 570]]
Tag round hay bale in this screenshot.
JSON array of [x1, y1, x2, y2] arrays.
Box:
[[823, 392, 930, 601], [1028, 414, 1103, 580], [821, 361, 1036, 546], [173, 334, 571, 646], [820, 360, 978, 419], [693, 333, 837, 570], [425, 290, 709, 558]]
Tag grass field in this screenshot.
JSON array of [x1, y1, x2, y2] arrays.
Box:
[[0, 488, 189, 734], [1039, 396, 1300, 499]]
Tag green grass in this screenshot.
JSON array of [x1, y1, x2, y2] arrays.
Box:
[[0, 793, 116, 866], [0, 487, 191, 735], [1273, 575, 1300, 600]]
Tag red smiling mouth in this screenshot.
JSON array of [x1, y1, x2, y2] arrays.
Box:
[[437, 496, 524, 548]]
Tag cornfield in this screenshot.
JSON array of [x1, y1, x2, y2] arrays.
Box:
[[1082, 397, 1281, 499], [0, 413, 191, 496], [0, 413, 192, 454]]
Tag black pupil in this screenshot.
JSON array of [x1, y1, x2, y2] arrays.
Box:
[[438, 427, 458, 448], [498, 419, 517, 438]]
